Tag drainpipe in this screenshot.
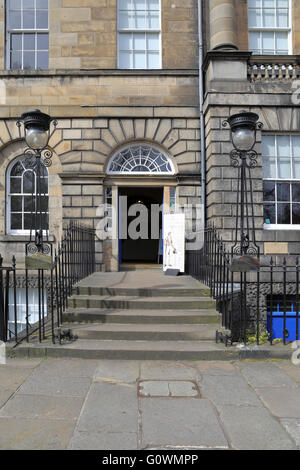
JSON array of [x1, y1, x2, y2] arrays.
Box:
[[198, 0, 206, 230]]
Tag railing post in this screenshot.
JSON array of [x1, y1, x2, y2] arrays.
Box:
[[0, 256, 6, 343]]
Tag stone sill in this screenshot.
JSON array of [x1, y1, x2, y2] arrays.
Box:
[[0, 235, 56, 243], [0, 69, 199, 78]]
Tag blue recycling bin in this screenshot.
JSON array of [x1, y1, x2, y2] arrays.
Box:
[[267, 302, 300, 341]]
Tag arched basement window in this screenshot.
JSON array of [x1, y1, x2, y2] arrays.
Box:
[[7, 157, 49, 234], [107, 144, 175, 175]]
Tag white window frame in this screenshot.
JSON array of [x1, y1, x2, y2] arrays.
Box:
[[6, 156, 49, 235], [117, 0, 162, 69], [8, 287, 47, 337], [6, 0, 49, 70], [263, 134, 300, 230], [248, 0, 292, 55]]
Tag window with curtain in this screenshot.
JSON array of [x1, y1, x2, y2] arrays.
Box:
[[248, 0, 291, 55], [262, 135, 300, 227], [7, 157, 49, 234], [6, 0, 49, 70], [118, 0, 161, 69]]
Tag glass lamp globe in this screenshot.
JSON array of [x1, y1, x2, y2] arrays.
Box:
[[232, 127, 255, 152], [26, 127, 49, 150]]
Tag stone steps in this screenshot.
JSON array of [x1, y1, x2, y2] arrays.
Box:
[[63, 309, 221, 325], [68, 295, 216, 310], [72, 286, 210, 297], [62, 322, 219, 341]]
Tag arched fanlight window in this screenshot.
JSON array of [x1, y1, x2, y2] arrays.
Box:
[[7, 157, 49, 234], [107, 144, 175, 175]]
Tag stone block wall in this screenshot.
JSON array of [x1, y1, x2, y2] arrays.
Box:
[[0, 0, 199, 70]]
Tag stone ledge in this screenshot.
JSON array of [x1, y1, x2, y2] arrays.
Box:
[[0, 69, 199, 78]]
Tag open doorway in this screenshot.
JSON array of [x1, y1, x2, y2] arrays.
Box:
[[119, 187, 163, 264]]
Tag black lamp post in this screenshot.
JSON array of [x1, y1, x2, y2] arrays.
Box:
[[17, 109, 57, 263], [223, 111, 263, 270]]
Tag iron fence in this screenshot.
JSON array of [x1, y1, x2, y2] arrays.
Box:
[[0, 222, 96, 347], [186, 226, 300, 346]]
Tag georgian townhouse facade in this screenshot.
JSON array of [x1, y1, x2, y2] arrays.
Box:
[[0, 0, 299, 275]]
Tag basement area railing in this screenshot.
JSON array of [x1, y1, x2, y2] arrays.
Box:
[[0, 222, 96, 347], [186, 226, 300, 346]]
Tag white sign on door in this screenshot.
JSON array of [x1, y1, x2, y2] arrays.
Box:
[[163, 213, 185, 273]]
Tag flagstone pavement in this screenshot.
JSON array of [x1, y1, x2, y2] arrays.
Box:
[[0, 357, 299, 450]]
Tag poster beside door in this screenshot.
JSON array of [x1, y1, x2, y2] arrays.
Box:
[[163, 213, 185, 273]]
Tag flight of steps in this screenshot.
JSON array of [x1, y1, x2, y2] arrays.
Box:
[[11, 273, 237, 360]]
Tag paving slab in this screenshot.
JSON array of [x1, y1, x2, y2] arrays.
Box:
[[140, 398, 228, 449], [200, 375, 262, 407], [256, 387, 300, 418], [239, 362, 298, 388], [140, 361, 199, 380], [94, 360, 140, 384], [194, 361, 238, 376], [30, 358, 99, 378], [0, 366, 34, 390], [278, 362, 300, 383], [77, 382, 138, 433], [0, 417, 75, 450], [168, 381, 199, 397], [280, 419, 300, 447], [0, 388, 15, 409], [0, 394, 84, 421], [218, 405, 296, 450], [139, 381, 170, 397], [69, 430, 138, 450], [17, 375, 92, 398], [3, 358, 42, 368]]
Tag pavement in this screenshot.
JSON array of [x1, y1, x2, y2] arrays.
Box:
[[0, 357, 299, 450]]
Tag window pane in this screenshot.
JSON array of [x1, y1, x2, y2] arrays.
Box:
[[147, 33, 159, 49], [263, 181, 275, 201], [11, 196, 22, 212], [263, 0, 275, 6], [262, 32, 274, 51], [119, 51, 131, 68], [11, 34, 22, 50], [148, 0, 159, 8], [292, 205, 300, 224], [36, 0, 48, 8], [8, 0, 22, 9], [277, 9, 288, 28], [292, 136, 300, 157], [249, 9, 261, 27], [277, 135, 290, 156], [119, 0, 132, 9], [147, 51, 159, 68], [262, 135, 275, 156], [11, 213, 22, 230], [24, 34, 35, 50], [23, 171, 35, 193], [277, 203, 290, 224], [277, 182, 290, 201], [134, 0, 145, 9], [36, 10, 48, 28], [264, 204, 276, 224], [293, 159, 300, 179], [135, 11, 146, 28], [119, 33, 132, 50], [133, 51, 145, 68], [23, 51, 35, 69], [10, 161, 23, 176], [249, 0, 261, 6], [263, 9, 275, 27], [278, 158, 291, 179], [24, 213, 34, 230], [249, 32, 260, 51], [37, 33, 49, 49], [147, 11, 159, 29], [24, 195, 35, 212], [119, 11, 133, 28], [292, 183, 300, 202], [133, 33, 145, 50], [11, 51, 22, 69], [23, 0, 35, 8], [23, 10, 35, 28], [40, 177, 48, 194], [37, 51, 48, 69], [263, 157, 276, 178], [275, 32, 288, 51], [10, 177, 22, 193], [8, 11, 22, 29]]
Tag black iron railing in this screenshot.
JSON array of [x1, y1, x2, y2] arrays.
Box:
[[186, 226, 300, 346], [0, 222, 96, 347]]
